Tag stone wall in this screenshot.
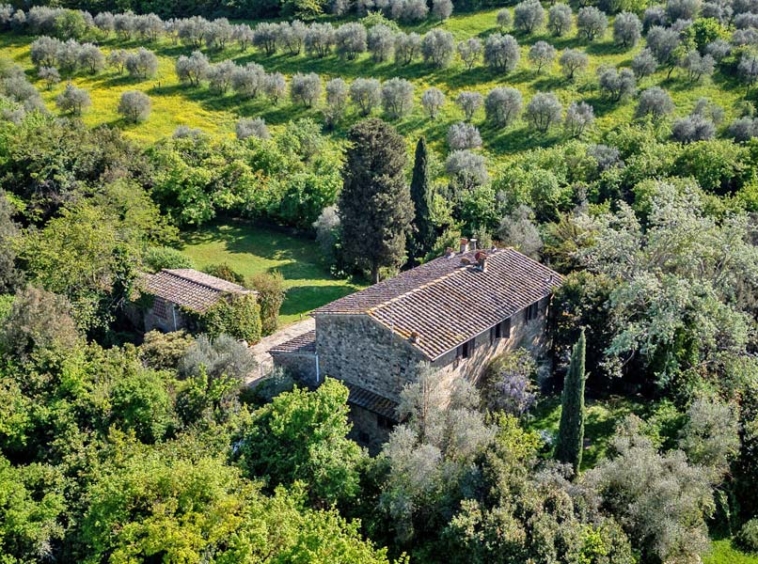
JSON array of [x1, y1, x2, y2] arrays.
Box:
[[269, 350, 318, 385], [315, 315, 426, 404], [144, 299, 188, 333], [348, 405, 393, 456]]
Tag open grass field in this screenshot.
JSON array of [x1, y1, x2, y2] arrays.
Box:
[[706, 540, 758, 564], [0, 6, 748, 156], [179, 222, 363, 325]]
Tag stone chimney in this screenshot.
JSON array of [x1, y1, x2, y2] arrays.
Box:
[[445, 247, 456, 258], [475, 251, 488, 272], [470, 238, 477, 251], [409, 331, 420, 344], [459, 237, 469, 254]]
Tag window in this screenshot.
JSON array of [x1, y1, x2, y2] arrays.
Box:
[[490, 318, 512, 343], [153, 297, 168, 319], [377, 415, 394, 430], [457, 337, 476, 360], [525, 301, 539, 322]]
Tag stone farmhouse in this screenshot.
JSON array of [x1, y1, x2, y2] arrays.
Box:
[[139, 268, 255, 333], [271, 241, 563, 448]]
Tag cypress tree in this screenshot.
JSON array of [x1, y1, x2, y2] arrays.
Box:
[[339, 118, 413, 283], [408, 137, 436, 264], [555, 328, 586, 474]]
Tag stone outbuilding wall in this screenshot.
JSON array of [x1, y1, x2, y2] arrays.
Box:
[[143, 297, 189, 333]]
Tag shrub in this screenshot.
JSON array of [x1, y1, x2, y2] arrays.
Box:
[[421, 87, 446, 119], [528, 41, 557, 73], [484, 33, 520, 74], [447, 122, 482, 150], [198, 293, 261, 344], [381, 77, 414, 119], [526, 92, 562, 132], [577, 6, 608, 41], [613, 11, 642, 48], [483, 348, 538, 415], [548, 4, 573, 36], [559, 49, 589, 79], [139, 330, 194, 370], [290, 72, 321, 107], [485, 86, 523, 127], [728, 116, 758, 141], [143, 247, 193, 272], [457, 90, 483, 121], [203, 263, 245, 284], [514, 0, 546, 33], [421, 29, 455, 68], [117, 90, 151, 123], [55, 83, 90, 115], [178, 333, 257, 380], [738, 519, 758, 552], [236, 117, 270, 141], [445, 150, 489, 190], [251, 271, 285, 336]]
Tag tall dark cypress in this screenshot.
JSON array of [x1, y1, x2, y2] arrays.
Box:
[[408, 137, 436, 264], [555, 328, 586, 475], [339, 118, 413, 284]]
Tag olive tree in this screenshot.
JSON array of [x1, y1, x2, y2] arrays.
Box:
[[577, 6, 608, 41], [560, 49, 589, 79], [432, 0, 454, 20], [30, 36, 61, 68], [207, 60, 236, 94], [445, 150, 489, 191], [290, 72, 321, 107], [613, 11, 642, 49], [55, 82, 90, 115], [117, 90, 151, 123], [38, 66, 60, 89], [107, 49, 128, 74], [447, 122, 482, 150], [264, 72, 286, 104], [368, 24, 396, 62], [671, 113, 715, 142], [236, 117, 270, 140], [666, 0, 702, 20], [382, 77, 414, 119], [514, 0, 546, 33], [456, 90, 483, 121], [497, 8, 513, 29], [324, 78, 349, 127], [350, 77, 382, 115], [421, 87, 446, 119], [598, 66, 636, 101], [422, 29, 455, 68], [647, 25, 681, 74], [679, 50, 715, 81], [253, 22, 280, 55], [485, 86, 523, 127], [632, 48, 658, 78], [77, 43, 104, 74], [526, 92, 562, 132], [565, 100, 595, 137], [335, 22, 367, 60], [528, 41, 557, 73], [280, 20, 307, 55], [548, 3, 573, 36], [231, 62, 265, 98], [305, 23, 336, 58], [175, 51, 209, 86], [484, 33, 520, 74], [635, 86, 675, 120], [457, 37, 483, 70], [394, 32, 422, 64]]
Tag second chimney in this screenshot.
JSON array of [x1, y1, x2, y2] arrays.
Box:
[[460, 237, 469, 254]]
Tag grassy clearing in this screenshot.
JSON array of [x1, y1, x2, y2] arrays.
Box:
[[179, 222, 363, 326], [1, 7, 747, 157], [527, 395, 647, 471], [705, 540, 758, 564]]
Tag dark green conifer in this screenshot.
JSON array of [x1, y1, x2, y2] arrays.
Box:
[[408, 137, 436, 264], [555, 328, 586, 474]]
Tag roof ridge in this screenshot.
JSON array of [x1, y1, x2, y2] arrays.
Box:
[[164, 269, 248, 294]]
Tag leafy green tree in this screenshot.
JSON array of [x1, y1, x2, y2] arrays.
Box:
[[0, 191, 23, 293], [339, 119, 413, 283], [408, 138, 436, 264], [555, 329, 586, 474], [199, 293, 262, 344], [109, 368, 176, 444], [240, 378, 364, 506]]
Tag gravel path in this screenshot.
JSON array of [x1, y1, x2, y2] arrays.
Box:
[[246, 317, 315, 387]]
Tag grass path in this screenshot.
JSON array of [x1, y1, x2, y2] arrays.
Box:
[[180, 222, 362, 325]]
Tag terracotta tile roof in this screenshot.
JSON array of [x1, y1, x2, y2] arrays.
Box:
[[342, 380, 399, 421], [270, 330, 316, 355], [140, 269, 254, 313], [313, 248, 562, 360]]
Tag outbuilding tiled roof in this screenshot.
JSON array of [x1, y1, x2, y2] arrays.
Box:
[[342, 380, 399, 421], [269, 330, 316, 355], [313, 248, 562, 360], [140, 269, 254, 313]]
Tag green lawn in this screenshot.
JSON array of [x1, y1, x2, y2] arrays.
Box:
[[180, 222, 362, 325], [706, 540, 758, 564]]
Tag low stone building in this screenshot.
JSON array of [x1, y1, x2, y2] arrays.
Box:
[[139, 268, 255, 333], [271, 243, 562, 450]]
